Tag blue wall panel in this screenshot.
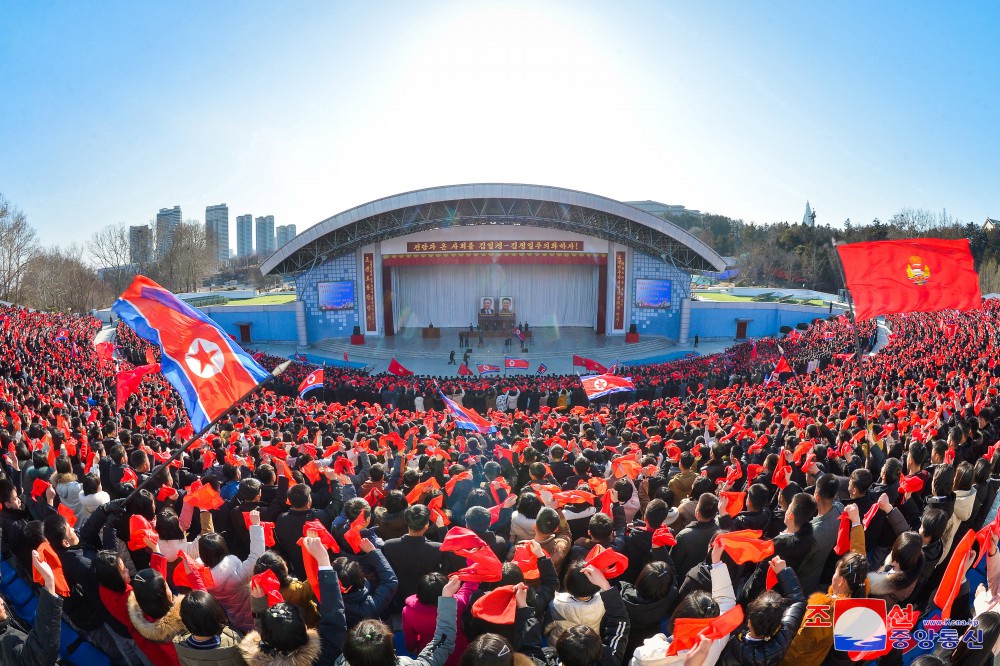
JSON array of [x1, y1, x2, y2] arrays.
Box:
[[688, 302, 842, 340], [295, 254, 360, 341], [200, 306, 298, 342], [630, 252, 691, 339]]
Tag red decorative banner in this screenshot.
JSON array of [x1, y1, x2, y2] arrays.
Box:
[[406, 240, 583, 253], [363, 253, 377, 332], [383, 253, 606, 267], [614, 251, 626, 330]]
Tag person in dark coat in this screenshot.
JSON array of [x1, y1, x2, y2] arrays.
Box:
[[0, 550, 62, 666], [670, 494, 720, 580], [274, 482, 342, 581], [718, 557, 806, 666], [620, 560, 678, 658], [227, 476, 288, 559], [334, 539, 398, 627], [719, 483, 771, 532], [382, 504, 444, 613]]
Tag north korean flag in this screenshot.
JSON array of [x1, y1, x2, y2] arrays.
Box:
[[112, 275, 270, 432], [440, 392, 496, 434], [298, 369, 324, 399], [504, 357, 530, 369], [477, 364, 500, 375], [581, 374, 635, 401]]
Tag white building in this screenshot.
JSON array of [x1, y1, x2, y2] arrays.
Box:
[[155, 206, 182, 258], [205, 204, 230, 264], [256, 215, 276, 256], [236, 214, 254, 258]]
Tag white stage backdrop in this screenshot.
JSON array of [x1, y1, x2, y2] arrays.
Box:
[[394, 264, 598, 328]]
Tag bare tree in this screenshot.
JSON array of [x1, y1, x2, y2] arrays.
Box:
[[87, 222, 137, 293], [159, 221, 214, 292], [21, 244, 112, 313], [0, 194, 39, 303]]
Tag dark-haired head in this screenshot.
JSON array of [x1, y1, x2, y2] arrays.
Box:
[[180, 591, 228, 637]]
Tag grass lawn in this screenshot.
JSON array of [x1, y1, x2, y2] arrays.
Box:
[[225, 294, 297, 306], [692, 293, 755, 301]]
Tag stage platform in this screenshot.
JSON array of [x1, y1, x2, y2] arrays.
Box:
[[252, 328, 734, 376]]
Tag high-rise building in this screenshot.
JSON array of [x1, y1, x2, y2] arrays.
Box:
[[155, 206, 182, 259], [276, 224, 297, 248], [205, 204, 230, 264], [129, 225, 154, 264], [236, 214, 254, 258], [256, 215, 276, 256]]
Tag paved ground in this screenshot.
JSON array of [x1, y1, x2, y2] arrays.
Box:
[[251, 327, 738, 377]]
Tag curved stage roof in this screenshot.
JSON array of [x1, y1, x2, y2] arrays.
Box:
[[260, 183, 727, 276]]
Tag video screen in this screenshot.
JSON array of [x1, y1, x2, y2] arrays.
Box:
[[317, 281, 355, 311], [634, 279, 672, 308]]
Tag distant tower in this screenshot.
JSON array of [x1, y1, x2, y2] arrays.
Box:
[[803, 201, 816, 227]]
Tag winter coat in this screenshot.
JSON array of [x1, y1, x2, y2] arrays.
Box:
[[717, 567, 806, 666], [241, 568, 345, 666], [780, 525, 865, 666], [670, 520, 719, 579], [620, 581, 678, 658], [205, 523, 265, 632], [174, 627, 246, 666], [629, 561, 736, 666], [341, 549, 398, 627], [797, 502, 843, 595], [0, 588, 62, 666], [52, 472, 83, 520], [128, 592, 187, 666], [336, 595, 458, 666], [509, 511, 537, 544], [403, 581, 477, 666], [280, 578, 320, 628], [941, 487, 976, 557], [546, 592, 605, 644], [77, 488, 111, 524]]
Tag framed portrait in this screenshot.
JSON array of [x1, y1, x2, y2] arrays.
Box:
[[499, 296, 514, 315], [480, 296, 496, 314]]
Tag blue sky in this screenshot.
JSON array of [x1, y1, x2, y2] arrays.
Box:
[[2, 1, 998, 251]]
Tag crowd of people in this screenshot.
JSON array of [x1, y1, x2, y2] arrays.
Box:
[[0, 300, 995, 666]]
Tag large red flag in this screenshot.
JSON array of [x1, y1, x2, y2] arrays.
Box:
[[457, 363, 473, 376], [583, 357, 608, 373], [387, 358, 413, 376], [116, 363, 161, 408], [837, 239, 981, 321]]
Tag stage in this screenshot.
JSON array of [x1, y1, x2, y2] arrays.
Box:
[[294, 326, 719, 376]]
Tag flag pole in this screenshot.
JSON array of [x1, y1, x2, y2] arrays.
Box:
[[124, 360, 294, 503], [831, 241, 876, 453]]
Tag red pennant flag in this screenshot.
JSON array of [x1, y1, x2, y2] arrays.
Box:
[[300, 461, 321, 484], [863, 503, 880, 530], [611, 456, 642, 480], [344, 513, 366, 554], [719, 491, 746, 518], [128, 515, 159, 551], [184, 483, 224, 511], [120, 466, 138, 487], [173, 551, 215, 589], [457, 363, 473, 376], [445, 471, 473, 496], [34, 543, 71, 597], [511, 541, 541, 580], [715, 530, 775, 564], [837, 238, 982, 321], [57, 502, 77, 528], [834, 512, 852, 556], [667, 605, 745, 655], [471, 585, 517, 624], [251, 569, 284, 607], [934, 529, 975, 620], [242, 513, 277, 547], [585, 544, 629, 579], [31, 478, 51, 500], [652, 526, 677, 548], [115, 363, 161, 409], [299, 520, 340, 602], [405, 478, 441, 505], [387, 358, 413, 377]]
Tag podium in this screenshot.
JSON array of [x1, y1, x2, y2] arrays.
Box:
[[478, 313, 515, 330]]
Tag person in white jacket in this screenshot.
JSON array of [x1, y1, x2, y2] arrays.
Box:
[[76, 473, 111, 524], [629, 538, 737, 666], [195, 509, 266, 633]]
